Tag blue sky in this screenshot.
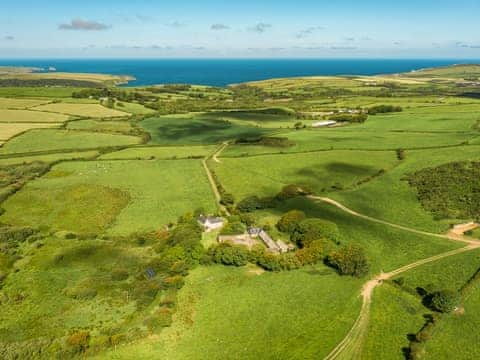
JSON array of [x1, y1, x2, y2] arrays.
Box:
[[1, 0, 479, 58]]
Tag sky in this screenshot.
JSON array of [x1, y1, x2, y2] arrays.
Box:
[[0, 0, 479, 58]]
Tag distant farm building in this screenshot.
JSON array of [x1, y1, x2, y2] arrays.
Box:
[[312, 120, 337, 128], [221, 228, 293, 254], [198, 215, 225, 232]]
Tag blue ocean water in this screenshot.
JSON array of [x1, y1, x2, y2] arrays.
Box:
[[0, 59, 476, 87]]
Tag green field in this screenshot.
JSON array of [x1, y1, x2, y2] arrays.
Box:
[[222, 129, 474, 157], [272, 197, 460, 273], [0, 122, 59, 141], [95, 265, 363, 360], [213, 150, 398, 199], [0, 109, 70, 123], [0, 129, 141, 154], [114, 101, 157, 115], [0, 97, 51, 109], [362, 284, 426, 360], [1, 159, 217, 234], [0, 150, 100, 166], [32, 103, 130, 118], [141, 114, 271, 145], [100, 145, 217, 160], [0, 235, 161, 357], [331, 145, 480, 233], [66, 119, 135, 134]]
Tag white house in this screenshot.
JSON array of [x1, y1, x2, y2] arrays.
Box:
[[198, 215, 225, 232]]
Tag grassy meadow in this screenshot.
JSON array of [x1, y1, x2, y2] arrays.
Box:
[[95, 265, 363, 360], [0, 159, 217, 234], [0, 129, 141, 154], [32, 103, 130, 118], [0, 109, 70, 123], [100, 145, 217, 160], [141, 114, 272, 145], [213, 150, 398, 199]]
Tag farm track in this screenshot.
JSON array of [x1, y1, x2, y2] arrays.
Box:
[[309, 196, 480, 360], [202, 142, 231, 215], [212, 141, 229, 163]]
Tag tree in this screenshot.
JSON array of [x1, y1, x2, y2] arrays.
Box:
[[239, 213, 256, 226], [291, 218, 340, 247], [276, 210, 306, 233], [327, 245, 369, 277], [220, 192, 235, 206], [236, 196, 263, 212], [236, 195, 276, 212], [276, 184, 311, 201], [294, 240, 328, 265], [210, 243, 249, 266], [430, 290, 460, 313], [294, 121, 304, 130]]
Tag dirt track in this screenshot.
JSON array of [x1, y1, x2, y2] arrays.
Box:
[[309, 197, 480, 360]]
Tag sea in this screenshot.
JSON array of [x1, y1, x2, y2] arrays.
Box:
[[0, 59, 476, 87]]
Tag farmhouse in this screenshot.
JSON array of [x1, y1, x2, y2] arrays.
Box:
[[312, 120, 337, 128], [198, 215, 225, 232]]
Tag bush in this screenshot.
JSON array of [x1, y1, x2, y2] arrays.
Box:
[[294, 240, 328, 265], [327, 245, 369, 277], [66, 331, 90, 353], [367, 105, 403, 115], [239, 213, 256, 226], [291, 218, 340, 247], [209, 243, 249, 267], [407, 161, 480, 220], [220, 193, 235, 206], [276, 210, 306, 233], [430, 290, 460, 313], [111, 268, 129, 281], [220, 221, 245, 235], [276, 184, 312, 201], [235, 136, 293, 148], [328, 113, 368, 123], [236, 195, 276, 212], [0, 226, 38, 244]]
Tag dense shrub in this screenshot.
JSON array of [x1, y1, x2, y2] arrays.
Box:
[[111, 268, 129, 281], [220, 192, 235, 206], [294, 240, 329, 265], [66, 331, 90, 353], [239, 213, 256, 226], [209, 243, 249, 266], [291, 218, 340, 247], [64, 285, 98, 300], [167, 222, 202, 251], [276, 184, 312, 201], [367, 105, 403, 115], [407, 161, 480, 220], [0, 226, 38, 244], [220, 221, 245, 235], [276, 210, 306, 233], [235, 136, 293, 148], [327, 245, 369, 277], [236, 195, 276, 212], [328, 113, 368, 123], [430, 289, 460, 313]]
